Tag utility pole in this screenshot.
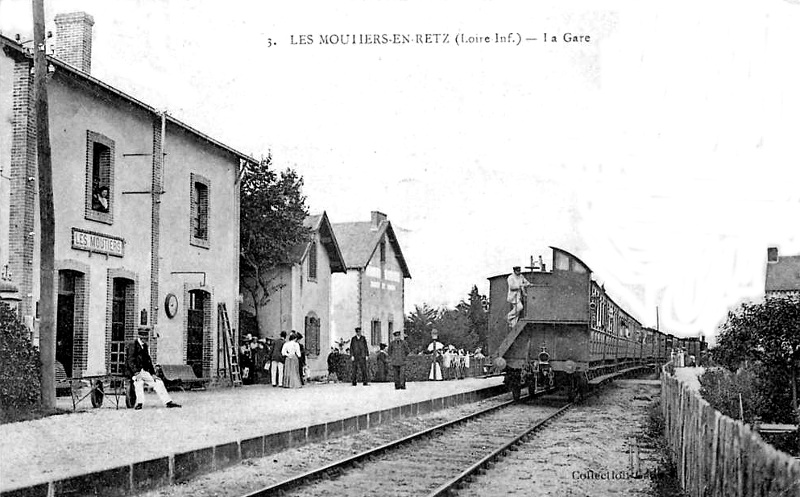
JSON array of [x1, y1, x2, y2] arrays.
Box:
[[32, 0, 56, 409]]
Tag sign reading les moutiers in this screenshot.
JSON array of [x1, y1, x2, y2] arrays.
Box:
[[71, 228, 125, 257]]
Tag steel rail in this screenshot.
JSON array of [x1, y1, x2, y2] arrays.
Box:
[[240, 388, 554, 497], [426, 401, 574, 497]]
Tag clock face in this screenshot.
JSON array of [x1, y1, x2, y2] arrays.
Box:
[[165, 293, 178, 318]]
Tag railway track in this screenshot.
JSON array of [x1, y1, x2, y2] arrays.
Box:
[[241, 391, 573, 497]]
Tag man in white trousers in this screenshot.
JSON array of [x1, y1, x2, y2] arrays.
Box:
[[125, 328, 181, 409]]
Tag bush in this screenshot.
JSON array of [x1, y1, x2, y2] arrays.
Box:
[[699, 364, 794, 425], [0, 302, 41, 423]]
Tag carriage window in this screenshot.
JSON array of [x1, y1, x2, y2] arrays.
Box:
[[554, 252, 570, 271]]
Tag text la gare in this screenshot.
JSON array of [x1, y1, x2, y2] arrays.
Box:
[[544, 33, 591, 42]]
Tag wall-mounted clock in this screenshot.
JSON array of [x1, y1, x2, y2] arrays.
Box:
[[165, 293, 179, 318]]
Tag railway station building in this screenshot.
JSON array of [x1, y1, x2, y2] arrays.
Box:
[[0, 12, 250, 379], [330, 211, 411, 350], [241, 212, 346, 376]]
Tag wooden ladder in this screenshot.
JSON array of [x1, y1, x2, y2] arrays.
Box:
[[219, 303, 242, 387]]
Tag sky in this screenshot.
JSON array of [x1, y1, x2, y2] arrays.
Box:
[[1, 0, 799, 342]]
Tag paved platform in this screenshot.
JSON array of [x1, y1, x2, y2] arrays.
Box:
[[0, 377, 505, 496]]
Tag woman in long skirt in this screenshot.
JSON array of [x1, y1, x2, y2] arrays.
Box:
[[282, 333, 303, 388]]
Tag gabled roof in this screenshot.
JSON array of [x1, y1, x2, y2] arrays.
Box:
[[289, 212, 346, 273], [331, 220, 411, 278], [766, 254, 800, 292], [0, 34, 255, 164]]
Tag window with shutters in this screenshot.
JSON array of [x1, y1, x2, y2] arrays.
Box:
[[305, 314, 320, 357], [190, 173, 210, 248], [370, 319, 381, 346], [308, 241, 318, 281]]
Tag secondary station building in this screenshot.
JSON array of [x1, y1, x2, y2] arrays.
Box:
[[0, 12, 251, 379]]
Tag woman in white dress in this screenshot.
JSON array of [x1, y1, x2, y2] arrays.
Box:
[[281, 333, 303, 388], [427, 330, 444, 381]]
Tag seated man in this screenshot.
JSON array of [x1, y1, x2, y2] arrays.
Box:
[[125, 328, 181, 409]]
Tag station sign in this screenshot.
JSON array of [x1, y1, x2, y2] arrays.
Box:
[[71, 228, 124, 258]]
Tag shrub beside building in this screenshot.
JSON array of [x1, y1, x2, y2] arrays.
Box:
[[0, 303, 41, 423]]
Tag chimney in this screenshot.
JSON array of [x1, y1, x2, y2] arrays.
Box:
[[54, 12, 94, 74], [370, 211, 387, 230], [767, 247, 779, 263]]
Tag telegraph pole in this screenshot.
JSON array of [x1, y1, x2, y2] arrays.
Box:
[[32, 0, 56, 409]]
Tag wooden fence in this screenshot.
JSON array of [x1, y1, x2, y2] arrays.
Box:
[[662, 371, 800, 496]]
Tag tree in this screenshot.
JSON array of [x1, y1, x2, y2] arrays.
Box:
[[436, 308, 479, 351], [460, 285, 489, 351], [240, 155, 311, 336], [711, 295, 800, 422], [404, 304, 437, 353], [404, 285, 488, 354]]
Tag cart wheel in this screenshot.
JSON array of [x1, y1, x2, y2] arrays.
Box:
[[126, 380, 137, 408], [90, 380, 105, 408]]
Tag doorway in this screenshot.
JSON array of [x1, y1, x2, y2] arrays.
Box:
[[56, 271, 78, 377], [109, 278, 133, 375], [187, 290, 208, 378]]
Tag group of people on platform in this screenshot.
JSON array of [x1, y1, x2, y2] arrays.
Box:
[[425, 329, 485, 381], [241, 325, 488, 391], [239, 330, 308, 388], [670, 347, 696, 368], [337, 326, 412, 390]]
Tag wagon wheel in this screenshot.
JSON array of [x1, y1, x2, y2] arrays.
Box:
[[125, 380, 137, 409], [90, 380, 105, 408]]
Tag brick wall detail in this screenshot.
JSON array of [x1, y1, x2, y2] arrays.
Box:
[[9, 59, 36, 320], [55, 259, 91, 376], [150, 118, 163, 361], [53, 12, 94, 74]]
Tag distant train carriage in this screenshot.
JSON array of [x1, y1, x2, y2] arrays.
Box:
[[488, 247, 670, 400]]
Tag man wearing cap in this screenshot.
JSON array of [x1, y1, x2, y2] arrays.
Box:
[[270, 331, 287, 387], [349, 327, 369, 386], [125, 329, 180, 409], [387, 329, 410, 389], [507, 265, 532, 328]]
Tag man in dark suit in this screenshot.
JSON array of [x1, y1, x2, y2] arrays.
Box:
[[125, 328, 181, 409], [387, 329, 410, 389], [270, 331, 287, 387], [349, 327, 369, 386]]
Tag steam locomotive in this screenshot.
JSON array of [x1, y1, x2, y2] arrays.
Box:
[[487, 247, 698, 400]]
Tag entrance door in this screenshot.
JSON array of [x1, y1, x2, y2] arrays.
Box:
[[56, 271, 76, 377], [187, 291, 206, 378], [109, 278, 131, 375]]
